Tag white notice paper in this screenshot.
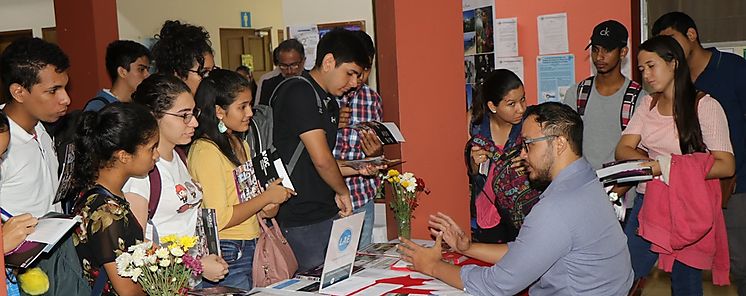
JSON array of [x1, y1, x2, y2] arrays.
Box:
[[288, 25, 320, 71], [495, 56, 525, 83], [319, 213, 365, 293], [537, 13, 569, 55], [495, 17, 518, 57]]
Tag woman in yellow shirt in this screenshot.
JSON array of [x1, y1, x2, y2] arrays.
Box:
[[189, 69, 294, 290]]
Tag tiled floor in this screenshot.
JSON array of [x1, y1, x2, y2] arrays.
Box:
[[642, 268, 738, 295]]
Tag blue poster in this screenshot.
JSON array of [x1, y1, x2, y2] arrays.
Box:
[[536, 54, 575, 103]]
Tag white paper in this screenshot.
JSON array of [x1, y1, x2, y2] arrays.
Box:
[[26, 217, 79, 245], [495, 17, 518, 57], [381, 122, 405, 142], [273, 158, 295, 191], [354, 283, 403, 296], [320, 276, 375, 296], [462, 0, 492, 10], [288, 25, 320, 71], [495, 56, 525, 83], [319, 213, 365, 292], [537, 13, 569, 55]]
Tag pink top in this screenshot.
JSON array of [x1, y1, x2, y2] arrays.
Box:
[[622, 94, 733, 193]]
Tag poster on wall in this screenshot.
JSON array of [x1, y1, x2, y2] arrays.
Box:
[[537, 13, 569, 55], [463, 0, 496, 111], [288, 25, 320, 71], [496, 56, 524, 83], [537, 54, 574, 104], [495, 17, 518, 57]]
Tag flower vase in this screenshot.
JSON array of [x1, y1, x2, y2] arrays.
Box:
[[396, 215, 411, 240]]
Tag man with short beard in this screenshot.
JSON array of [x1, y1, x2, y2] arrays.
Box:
[[399, 102, 633, 296]]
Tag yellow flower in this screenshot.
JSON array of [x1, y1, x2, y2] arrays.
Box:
[[19, 268, 49, 295], [400, 180, 411, 188], [392, 176, 400, 183], [387, 169, 400, 178], [160, 234, 177, 244], [178, 235, 198, 250]]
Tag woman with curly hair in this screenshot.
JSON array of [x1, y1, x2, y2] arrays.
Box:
[[71, 103, 159, 295], [151, 20, 215, 94]]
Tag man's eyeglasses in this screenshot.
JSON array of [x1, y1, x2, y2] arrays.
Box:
[[521, 135, 557, 152], [163, 108, 201, 124], [188, 66, 219, 79], [278, 62, 302, 70]]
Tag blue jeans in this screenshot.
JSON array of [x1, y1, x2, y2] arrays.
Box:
[[625, 193, 703, 295], [201, 239, 255, 290], [353, 200, 375, 250], [282, 216, 335, 273]]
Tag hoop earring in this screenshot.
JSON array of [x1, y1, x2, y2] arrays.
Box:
[[217, 120, 228, 133]]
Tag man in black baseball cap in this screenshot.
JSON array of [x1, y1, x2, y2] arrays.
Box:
[[585, 20, 629, 51]]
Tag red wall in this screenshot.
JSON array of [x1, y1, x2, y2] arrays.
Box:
[[493, 0, 634, 105], [376, 0, 471, 240]]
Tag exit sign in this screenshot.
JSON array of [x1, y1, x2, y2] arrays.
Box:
[[240, 12, 251, 28]]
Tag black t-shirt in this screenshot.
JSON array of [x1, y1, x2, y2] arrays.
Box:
[[258, 73, 284, 106], [272, 72, 340, 227]]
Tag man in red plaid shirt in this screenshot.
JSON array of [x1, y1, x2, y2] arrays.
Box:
[[333, 31, 384, 249]]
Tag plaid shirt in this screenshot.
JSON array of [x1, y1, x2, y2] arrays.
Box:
[[333, 84, 384, 209]]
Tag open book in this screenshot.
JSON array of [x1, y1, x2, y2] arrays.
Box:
[[5, 213, 81, 268], [596, 159, 653, 186], [353, 121, 405, 145]]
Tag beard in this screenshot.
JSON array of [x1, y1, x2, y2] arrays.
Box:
[[528, 150, 554, 190]]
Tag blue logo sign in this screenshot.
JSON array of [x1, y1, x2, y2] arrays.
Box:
[[337, 228, 352, 252], [240, 12, 251, 28]]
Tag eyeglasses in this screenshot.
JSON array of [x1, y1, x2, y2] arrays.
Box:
[[278, 62, 302, 70], [163, 108, 201, 124], [188, 66, 219, 79], [521, 135, 557, 152]]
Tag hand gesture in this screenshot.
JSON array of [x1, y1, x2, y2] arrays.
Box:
[[335, 193, 353, 217], [2, 213, 38, 253], [357, 163, 387, 176], [264, 179, 296, 204], [360, 129, 383, 157], [200, 254, 229, 282], [338, 106, 352, 128], [398, 233, 444, 277], [428, 212, 470, 253], [470, 146, 489, 166]]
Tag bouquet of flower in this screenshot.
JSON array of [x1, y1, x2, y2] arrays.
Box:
[[376, 169, 430, 239], [115, 235, 203, 296]]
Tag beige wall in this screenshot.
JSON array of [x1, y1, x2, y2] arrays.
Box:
[[116, 0, 284, 66], [0, 0, 56, 37]]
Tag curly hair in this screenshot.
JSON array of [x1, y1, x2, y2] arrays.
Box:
[[132, 74, 191, 119], [193, 68, 251, 166], [0, 37, 69, 102], [72, 103, 158, 192], [151, 20, 213, 79]]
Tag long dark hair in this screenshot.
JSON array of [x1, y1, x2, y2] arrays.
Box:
[[72, 103, 158, 191], [132, 74, 192, 119], [470, 69, 523, 125], [639, 35, 706, 154], [193, 68, 252, 166]]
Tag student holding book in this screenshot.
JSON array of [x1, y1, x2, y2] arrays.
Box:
[[70, 103, 159, 296], [124, 74, 229, 283], [189, 69, 295, 290], [466, 69, 541, 243], [616, 35, 735, 295]]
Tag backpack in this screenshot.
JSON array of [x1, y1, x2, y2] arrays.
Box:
[[145, 147, 188, 243], [575, 76, 642, 131], [260, 76, 325, 174]]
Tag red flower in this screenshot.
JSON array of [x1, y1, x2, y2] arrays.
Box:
[[416, 177, 430, 194]]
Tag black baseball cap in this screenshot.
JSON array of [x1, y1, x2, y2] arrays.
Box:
[[585, 20, 628, 50]]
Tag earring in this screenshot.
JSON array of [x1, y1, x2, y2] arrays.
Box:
[[217, 120, 228, 133], [490, 109, 497, 114]]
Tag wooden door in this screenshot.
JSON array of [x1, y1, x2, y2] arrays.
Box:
[[0, 29, 33, 103], [219, 28, 272, 78]]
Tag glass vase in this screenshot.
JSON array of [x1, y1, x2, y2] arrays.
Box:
[[396, 215, 411, 240]]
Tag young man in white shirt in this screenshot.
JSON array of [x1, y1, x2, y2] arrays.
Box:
[[0, 37, 71, 217]]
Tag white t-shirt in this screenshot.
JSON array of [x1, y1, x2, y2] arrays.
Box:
[[123, 150, 203, 239], [0, 118, 59, 217]]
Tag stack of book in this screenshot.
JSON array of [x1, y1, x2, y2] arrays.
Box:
[[596, 159, 654, 186]]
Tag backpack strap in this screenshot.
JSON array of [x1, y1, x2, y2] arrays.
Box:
[[90, 266, 108, 296], [620, 80, 643, 131], [147, 167, 162, 221], [268, 76, 325, 175], [575, 76, 594, 116], [83, 96, 111, 111]]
